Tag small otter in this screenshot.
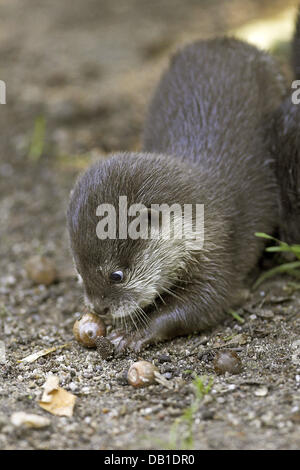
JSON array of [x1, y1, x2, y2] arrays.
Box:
[[67, 37, 286, 353], [270, 10, 300, 245]]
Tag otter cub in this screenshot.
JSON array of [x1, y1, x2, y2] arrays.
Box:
[[68, 37, 286, 353], [269, 10, 300, 245]]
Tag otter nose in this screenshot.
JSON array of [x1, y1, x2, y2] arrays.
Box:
[[94, 306, 110, 316], [92, 299, 110, 316]]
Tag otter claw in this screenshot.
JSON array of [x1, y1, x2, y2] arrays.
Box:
[[107, 330, 132, 355], [107, 330, 152, 354], [108, 330, 125, 345], [107, 330, 129, 355]]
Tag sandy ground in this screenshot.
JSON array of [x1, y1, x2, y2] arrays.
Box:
[[0, 0, 299, 450]]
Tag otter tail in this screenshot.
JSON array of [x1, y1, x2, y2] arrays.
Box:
[[292, 7, 300, 79]]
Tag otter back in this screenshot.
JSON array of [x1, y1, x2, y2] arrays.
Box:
[[143, 37, 286, 272]]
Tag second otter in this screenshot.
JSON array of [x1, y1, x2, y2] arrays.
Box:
[[68, 37, 286, 352]]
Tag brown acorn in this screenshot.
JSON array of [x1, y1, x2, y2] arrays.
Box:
[[73, 313, 106, 348], [127, 361, 158, 388], [25, 255, 57, 286], [213, 350, 242, 375]]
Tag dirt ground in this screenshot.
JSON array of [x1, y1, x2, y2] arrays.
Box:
[[0, 0, 299, 450]]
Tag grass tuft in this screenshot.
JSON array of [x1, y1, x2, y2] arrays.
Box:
[[254, 233, 300, 288], [165, 373, 213, 450]]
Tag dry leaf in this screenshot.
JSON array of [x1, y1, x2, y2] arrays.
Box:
[[39, 389, 76, 417], [154, 371, 173, 389], [11, 411, 50, 428], [225, 333, 249, 346], [40, 373, 60, 402], [18, 343, 70, 363], [39, 374, 76, 417]]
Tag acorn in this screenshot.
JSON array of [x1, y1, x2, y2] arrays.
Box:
[[213, 350, 242, 375], [73, 313, 106, 348], [127, 361, 158, 388], [25, 255, 57, 286]]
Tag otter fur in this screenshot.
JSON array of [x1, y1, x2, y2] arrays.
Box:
[[68, 37, 287, 353], [270, 11, 300, 245], [270, 96, 300, 244]]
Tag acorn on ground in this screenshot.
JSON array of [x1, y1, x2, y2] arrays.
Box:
[[127, 361, 158, 388], [73, 312, 106, 348], [213, 350, 242, 375], [25, 255, 57, 286]]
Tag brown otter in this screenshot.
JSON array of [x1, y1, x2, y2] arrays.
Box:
[[67, 37, 287, 353], [269, 10, 300, 245]]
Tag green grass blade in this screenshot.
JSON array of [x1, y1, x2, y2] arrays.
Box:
[[253, 261, 300, 289], [228, 309, 245, 324], [28, 116, 46, 161]]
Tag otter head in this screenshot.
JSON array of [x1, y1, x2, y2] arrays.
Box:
[[67, 152, 205, 327]]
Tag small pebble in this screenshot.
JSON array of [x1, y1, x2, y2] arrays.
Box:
[[201, 409, 215, 420], [254, 386, 268, 397], [1, 275, 16, 287], [11, 412, 50, 428], [157, 354, 171, 363], [163, 372, 173, 380], [116, 370, 129, 386]]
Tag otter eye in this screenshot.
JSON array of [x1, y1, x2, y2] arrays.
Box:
[[110, 270, 124, 283]]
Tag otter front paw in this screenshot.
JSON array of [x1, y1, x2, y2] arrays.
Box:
[[107, 329, 153, 355]]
